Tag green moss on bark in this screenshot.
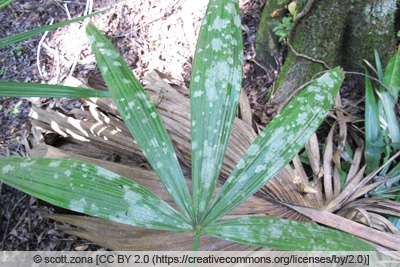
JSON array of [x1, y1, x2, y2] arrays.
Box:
[[256, 0, 397, 105], [272, 0, 347, 104], [343, 0, 396, 69], [255, 0, 291, 72]]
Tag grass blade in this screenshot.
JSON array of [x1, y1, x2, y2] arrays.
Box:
[[190, 0, 243, 222], [0, 157, 192, 232], [204, 67, 345, 225], [204, 216, 374, 250], [374, 49, 383, 80], [0, 0, 13, 9], [86, 23, 194, 221], [0, 10, 105, 48], [364, 70, 384, 174], [379, 47, 400, 146], [0, 81, 110, 98]]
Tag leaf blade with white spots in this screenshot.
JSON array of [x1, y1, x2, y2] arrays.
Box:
[[190, 0, 243, 221], [204, 216, 374, 250], [203, 67, 345, 225], [0, 157, 192, 232], [85, 23, 194, 221]]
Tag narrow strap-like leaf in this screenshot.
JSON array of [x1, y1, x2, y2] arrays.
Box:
[[204, 216, 374, 251], [0, 10, 105, 48], [380, 48, 400, 145], [0, 0, 13, 9], [86, 23, 194, 221], [203, 67, 345, 225], [0, 81, 110, 98], [364, 70, 383, 174], [190, 0, 243, 222], [0, 157, 192, 232], [373, 49, 383, 81]]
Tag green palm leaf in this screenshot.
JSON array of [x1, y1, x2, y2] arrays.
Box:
[[0, 81, 110, 98], [0, 157, 192, 232], [190, 0, 243, 222], [0, 10, 105, 48], [380, 47, 400, 146], [203, 68, 345, 225], [204, 216, 374, 251], [364, 70, 384, 174], [85, 23, 194, 221], [0, 0, 13, 9]]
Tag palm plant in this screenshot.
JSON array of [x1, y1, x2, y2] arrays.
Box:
[[2, 0, 398, 252]]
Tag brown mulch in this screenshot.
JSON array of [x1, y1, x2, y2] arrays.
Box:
[[0, 0, 268, 250]]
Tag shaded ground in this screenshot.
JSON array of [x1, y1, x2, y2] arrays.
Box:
[[0, 0, 267, 250]]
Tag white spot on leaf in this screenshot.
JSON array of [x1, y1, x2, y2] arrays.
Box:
[[210, 16, 230, 31], [136, 92, 147, 99], [192, 140, 198, 150], [96, 166, 120, 180], [2, 164, 15, 174], [20, 160, 36, 168], [150, 138, 159, 148], [224, 3, 236, 14], [234, 15, 241, 27], [255, 164, 266, 174], [87, 35, 95, 44], [156, 162, 163, 168], [69, 197, 87, 213], [246, 144, 260, 156], [91, 204, 99, 215], [211, 38, 223, 51], [193, 91, 204, 98], [314, 94, 324, 101], [48, 161, 61, 167], [236, 159, 245, 170]]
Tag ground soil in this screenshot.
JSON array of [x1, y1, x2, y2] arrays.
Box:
[[0, 0, 269, 251]]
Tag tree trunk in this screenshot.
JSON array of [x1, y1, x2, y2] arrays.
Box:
[[255, 0, 398, 106]]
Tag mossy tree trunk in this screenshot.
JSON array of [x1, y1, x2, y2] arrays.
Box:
[[255, 0, 398, 106]]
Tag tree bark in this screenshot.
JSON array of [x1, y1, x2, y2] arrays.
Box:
[[255, 0, 398, 106]]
